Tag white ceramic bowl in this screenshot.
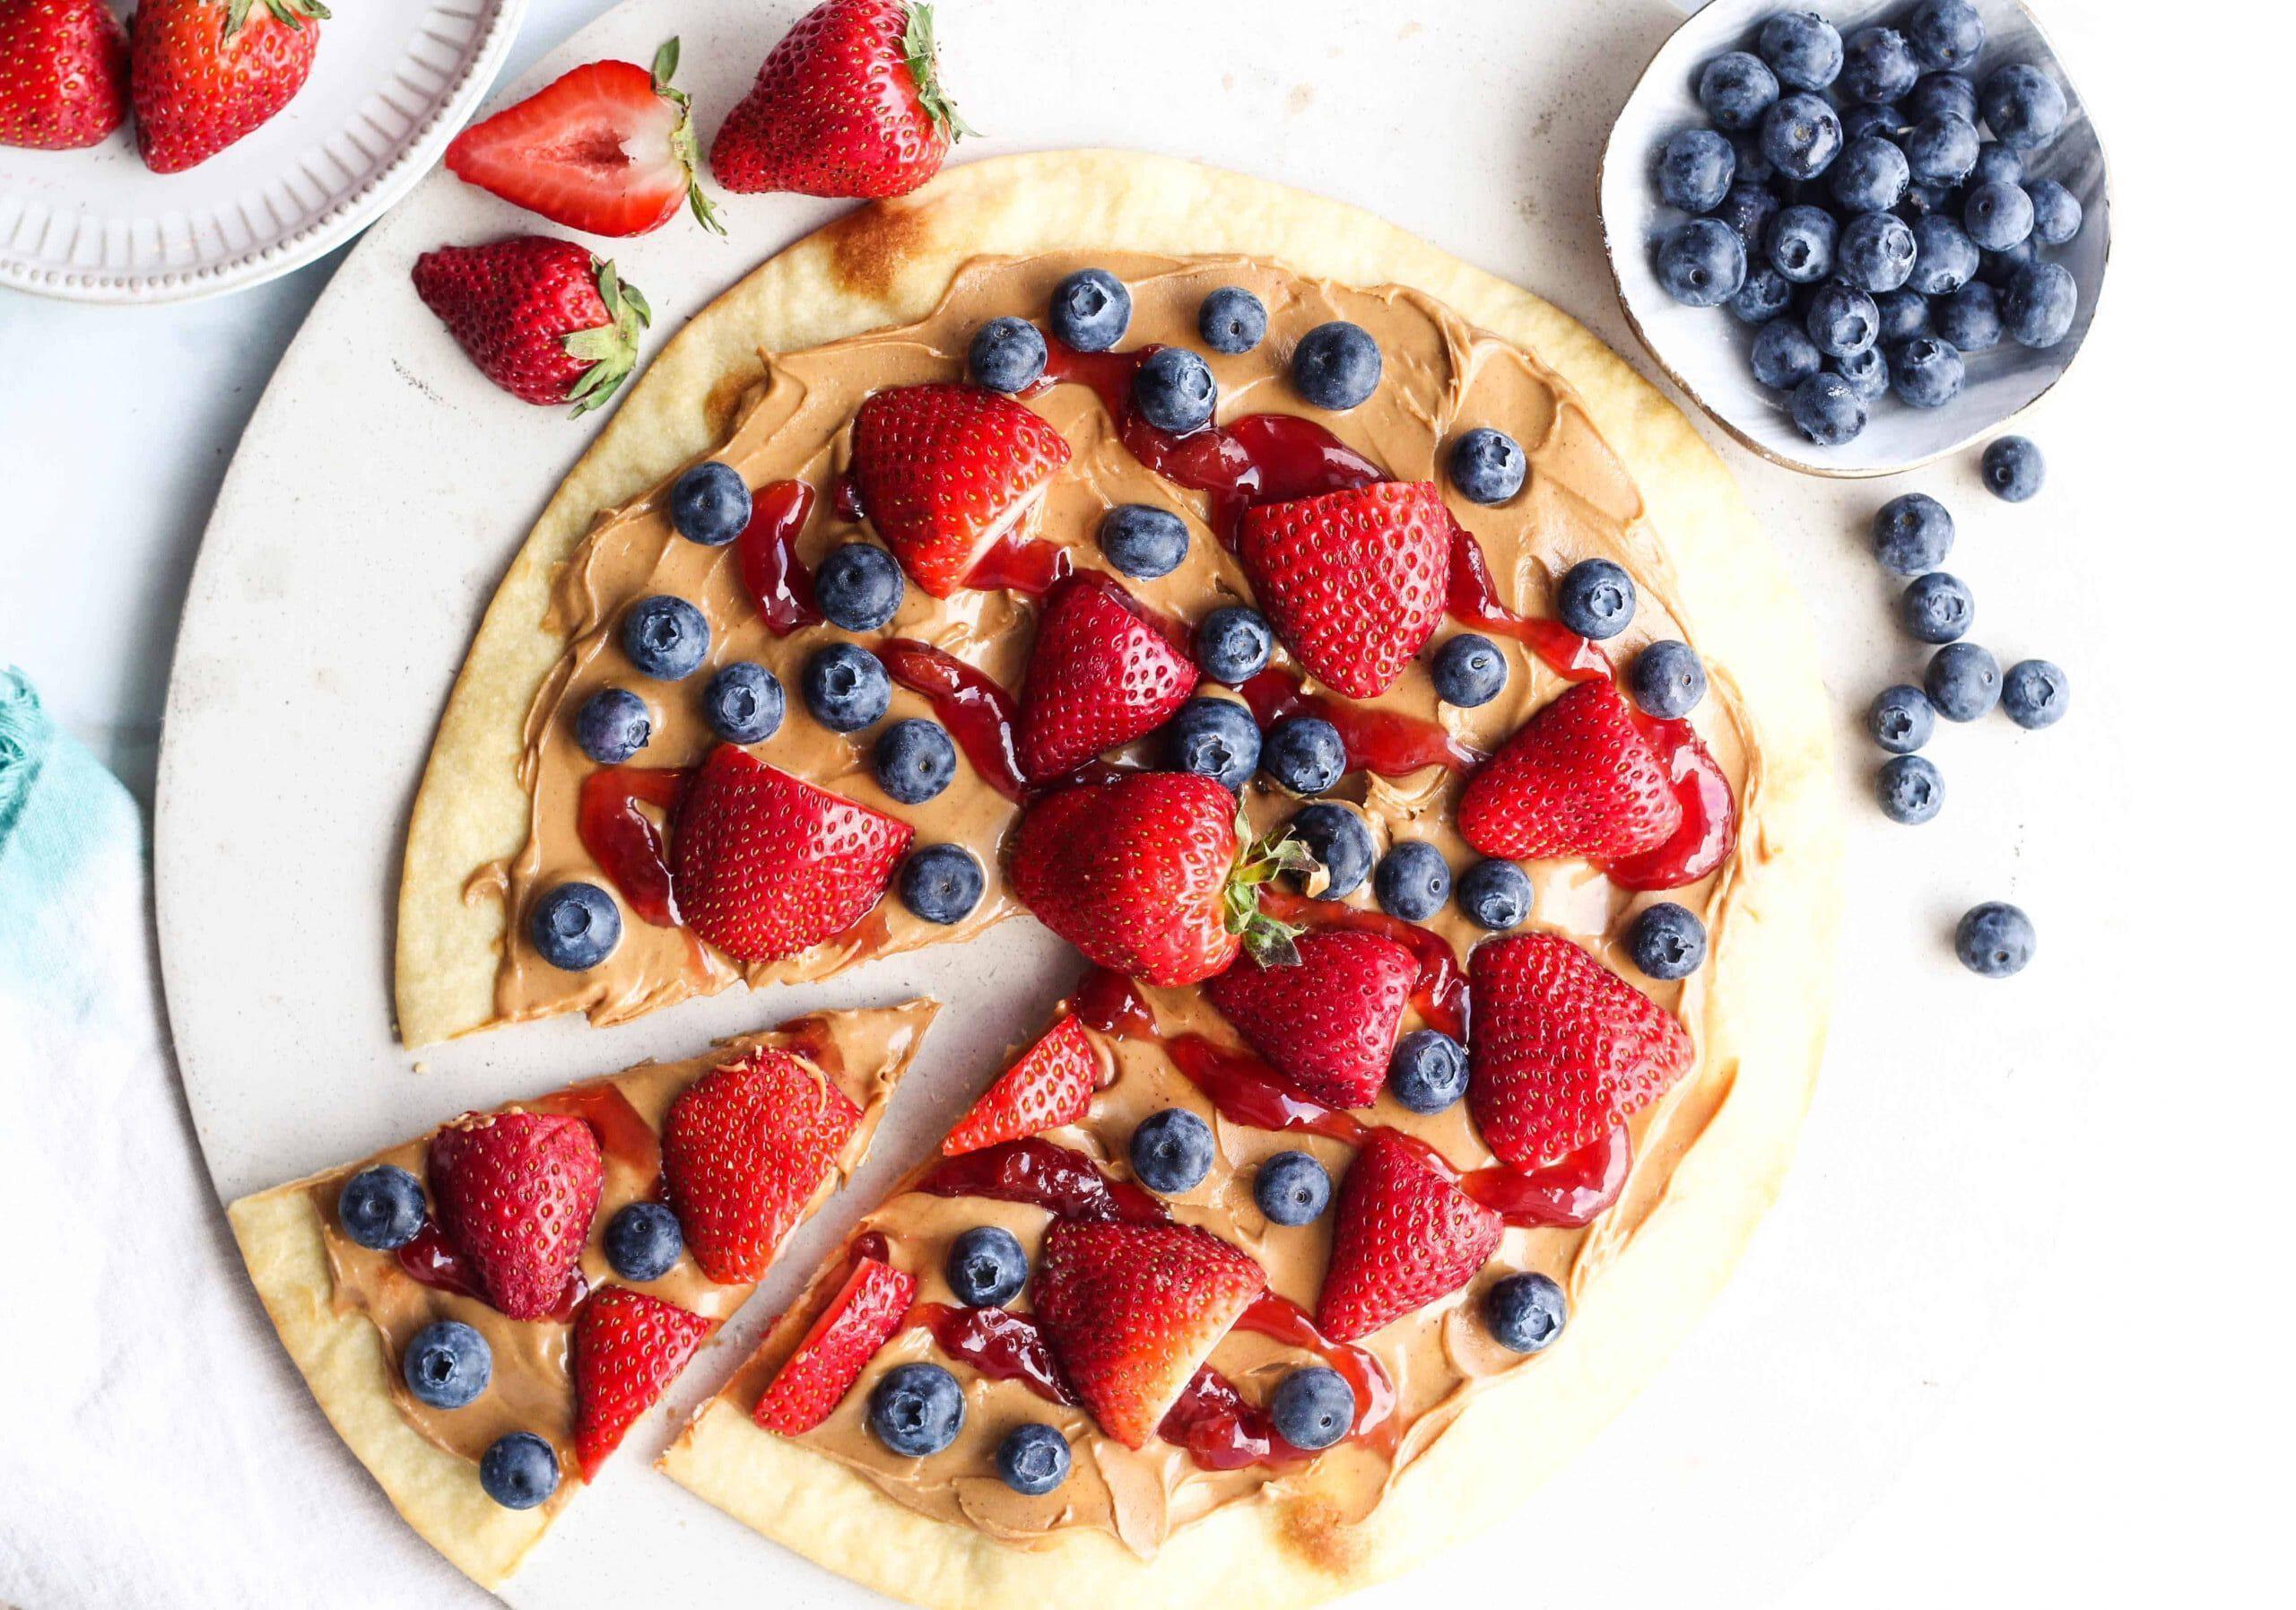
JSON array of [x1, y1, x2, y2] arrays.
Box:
[[0, 0, 525, 304], [1599, 0, 2109, 476]]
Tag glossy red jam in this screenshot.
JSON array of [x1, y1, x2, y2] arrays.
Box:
[[1166, 1033, 1370, 1147], [877, 639, 1027, 801], [1605, 716, 1737, 891], [1074, 967, 1158, 1040], [916, 1136, 1169, 1226], [918, 1301, 1077, 1407], [1235, 1292, 1400, 1457], [962, 531, 1073, 596], [735, 478, 821, 635], [1236, 666, 1484, 777], [1458, 1127, 1631, 1229], [1256, 886, 1469, 1040], [576, 764, 689, 927], [831, 472, 865, 522], [535, 1082, 662, 1196], [1159, 1365, 1302, 1469], [395, 1223, 588, 1320]]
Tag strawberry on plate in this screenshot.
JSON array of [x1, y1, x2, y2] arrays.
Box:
[[942, 1014, 1100, 1156], [662, 1049, 863, 1284], [753, 1255, 917, 1433], [1031, 1218, 1265, 1449], [427, 1110, 604, 1321], [1238, 480, 1449, 700], [1466, 931, 1693, 1169], [1457, 678, 1683, 862], [671, 743, 912, 964], [412, 238, 652, 415], [1016, 574, 1198, 782], [850, 383, 1072, 598], [445, 39, 720, 239], [571, 1284, 712, 1479], [1317, 1130, 1501, 1343], [1205, 930, 1415, 1110], [131, 0, 326, 175], [709, 0, 970, 199], [0, 0, 128, 150]]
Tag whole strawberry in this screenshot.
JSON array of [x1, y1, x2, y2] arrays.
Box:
[[1238, 480, 1449, 699], [132, 0, 326, 174], [411, 238, 651, 415], [1457, 678, 1683, 861], [1205, 930, 1415, 1110], [1017, 573, 1198, 782], [1318, 1130, 1501, 1343], [571, 1285, 711, 1479], [0, 0, 128, 150], [850, 382, 1072, 598], [710, 0, 970, 199], [662, 1049, 862, 1283], [427, 1110, 604, 1321]]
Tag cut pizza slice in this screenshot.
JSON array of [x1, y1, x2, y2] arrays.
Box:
[[226, 999, 936, 1590]]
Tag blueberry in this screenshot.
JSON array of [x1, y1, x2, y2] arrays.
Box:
[[1199, 286, 1267, 354], [1697, 51, 1779, 131], [1484, 1272, 1568, 1353], [2005, 261, 2078, 348], [1963, 181, 2034, 251], [1432, 632, 1509, 708], [1049, 268, 1131, 352], [1926, 641, 2001, 721], [1830, 135, 1909, 213], [1387, 1029, 1468, 1113], [621, 595, 709, 681], [1713, 179, 1781, 247], [1767, 204, 1837, 283], [1805, 281, 1879, 358], [1130, 1107, 1214, 1194], [1167, 697, 1262, 791], [1888, 335, 1965, 408], [1193, 605, 1273, 685], [1979, 64, 2066, 151], [337, 1164, 425, 1251], [575, 687, 651, 763], [1291, 321, 1383, 410], [1790, 370, 1866, 447], [1556, 558, 1635, 640], [1839, 102, 1903, 143], [1933, 282, 2003, 352], [669, 460, 752, 547], [802, 641, 891, 731], [945, 1225, 1028, 1307], [401, 1320, 491, 1410], [868, 1362, 965, 1456], [1895, 180, 1949, 222], [1977, 236, 2037, 288], [1908, 0, 1985, 69], [874, 718, 957, 804], [1970, 143, 2022, 187], [1759, 91, 1843, 180], [1908, 214, 1978, 295], [1838, 211, 1917, 293], [1905, 72, 1978, 128], [1657, 127, 1736, 213], [1731, 262, 1796, 325], [813, 543, 904, 631], [1728, 130, 1776, 186], [1288, 802, 1374, 898], [1758, 11, 1842, 91], [1628, 901, 1707, 979], [899, 844, 983, 924], [1655, 217, 1747, 309], [1876, 753, 1944, 824], [530, 882, 621, 970], [1875, 287, 1932, 346], [1868, 683, 1937, 753], [1900, 570, 1974, 642], [996, 1423, 1071, 1495], [1449, 427, 1527, 505], [1263, 716, 1346, 796], [1254, 1151, 1333, 1226], [969, 316, 1048, 393], [1099, 503, 1189, 578], [1629, 640, 1705, 718], [1833, 346, 1891, 400], [2001, 658, 2069, 729], [604, 1201, 684, 1282], [1374, 841, 1452, 923], [1458, 858, 1532, 931], [1981, 435, 2045, 502], [2026, 178, 2082, 246], [1839, 26, 1919, 105], [703, 661, 785, 744], [1270, 1367, 1355, 1450], [1904, 111, 1979, 187], [479, 1432, 560, 1510], [1956, 901, 2036, 978], [1873, 492, 1953, 576], [1133, 346, 1217, 433]]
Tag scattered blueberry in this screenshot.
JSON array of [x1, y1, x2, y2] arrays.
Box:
[[1830, 135, 1909, 213], [1933, 282, 2003, 352], [1131, 1107, 1215, 1194], [1980, 435, 2044, 501], [996, 1423, 1072, 1496], [1839, 25, 1919, 105], [1629, 640, 1706, 718], [1263, 716, 1347, 796], [1270, 1367, 1355, 1450], [1655, 218, 1748, 308], [1374, 841, 1452, 924], [1903, 111, 1979, 185], [621, 595, 709, 681], [1713, 178, 1782, 246], [1697, 51, 1779, 131], [1255, 1151, 1333, 1226], [1729, 129, 1777, 185], [1838, 210, 1917, 292], [1873, 492, 1953, 575], [1904, 72, 1977, 128], [1133, 345, 1217, 433], [874, 718, 958, 804], [703, 661, 785, 744], [1099, 503, 1189, 579], [1458, 857, 1533, 931], [1168, 696, 1263, 791], [868, 1362, 966, 1456], [1556, 557, 1636, 640], [530, 882, 621, 970], [1805, 281, 1879, 358], [1907, 213, 1978, 295], [1767, 204, 1837, 283], [969, 316, 1048, 393], [1839, 101, 1902, 143], [1484, 1271, 1568, 1353], [669, 461, 751, 547], [1875, 287, 1932, 345], [1387, 1028, 1469, 1114], [1876, 753, 1944, 823], [1979, 63, 2066, 151], [1760, 91, 1844, 180], [1758, 10, 1842, 91], [1657, 126, 1736, 213], [337, 1164, 425, 1251], [1790, 370, 1867, 446], [1888, 335, 1965, 408], [1962, 180, 2035, 251], [1900, 570, 1974, 642], [1976, 235, 2037, 288], [1955, 901, 2036, 978], [1288, 802, 1374, 899], [1291, 321, 1383, 410], [1193, 605, 1273, 685], [1907, 0, 1985, 69], [1969, 142, 2022, 187], [1868, 683, 1937, 753], [604, 1201, 684, 1282], [1731, 262, 1796, 324], [1897, 179, 1949, 220], [1628, 901, 1708, 979], [2026, 178, 2082, 245], [1449, 427, 1527, 505], [1432, 632, 1509, 708], [1199, 286, 1268, 354], [479, 1433, 560, 1510], [1049, 267, 1131, 352], [575, 687, 651, 764], [899, 844, 983, 924], [2004, 261, 2078, 348], [813, 543, 904, 631], [945, 1225, 1028, 1307], [1834, 345, 1891, 400], [2001, 658, 2069, 729], [1926, 641, 2001, 721], [802, 641, 891, 732]]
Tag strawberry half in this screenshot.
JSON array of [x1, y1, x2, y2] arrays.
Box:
[[850, 383, 1073, 598], [1017, 574, 1199, 782], [1031, 1218, 1265, 1449], [942, 1014, 1100, 1156], [709, 0, 970, 199], [1205, 930, 1416, 1110], [445, 40, 720, 239], [412, 238, 651, 415], [753, 1255, 917, 1433], [427, 1110, 604, 1321], [0, 0, 128, 151], [571, 1284, 712, 1479], [1238, 480, 1449, 699], [1316, 1131, 1501, 1343], [671, 743, 912, 964], [1466, 931, 1693, 1169], [131, 0, 326, 175], [662, 1049, 862, 1284], [1457, 679, 1683, 861]]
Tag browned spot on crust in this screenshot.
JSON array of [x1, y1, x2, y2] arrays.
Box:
[[823, 201, 936, 303], [704, 368, 759, 439], [1275, 1495, 1368, 1578]]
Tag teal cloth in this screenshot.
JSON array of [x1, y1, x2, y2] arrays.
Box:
[[0, 666, 142, 1005]]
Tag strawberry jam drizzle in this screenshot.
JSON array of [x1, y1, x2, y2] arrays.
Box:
[[877, 639, 1028, 801], [917, 1301, 1080, 1407], [962, 531, 1073, 596], [1237, 666, 1484, 777], [576, 764, 690, 927], [831, 472, 865, 522], [1605, 716, 1737, 891], [1445, 517, 1613, 683], [915, 1137, 1170, 1226], [1252, 891, 1469, 1040], [1234, 1292, 1400, 1457], [735, 478, 822, 635]]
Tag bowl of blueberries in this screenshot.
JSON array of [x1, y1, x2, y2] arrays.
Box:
[[1598, 0, 2108, 474]]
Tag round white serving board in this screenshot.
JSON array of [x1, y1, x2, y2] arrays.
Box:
[[155, 0, 2126, 1605]]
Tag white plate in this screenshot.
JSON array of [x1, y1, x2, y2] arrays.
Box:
[[0, 0, 525, 304]]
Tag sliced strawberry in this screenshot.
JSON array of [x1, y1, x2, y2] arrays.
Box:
[[1204, 930, 1415, 1110], [411, 238, 651, 414], [1466, 932, 1692, 1169], [1457, 679, 1683, 861], [1316, 1131, 1501, 1343], [444, 41, 719, 239], [131, 0, 325, 174], [1238, 480, 1449, 699], [427, 1110, 604, 1321], [1031, 1218, 1265, 1449], [753, 1256, 917, 1433], [662, 1049, 862, 1284], [571, 1284, 712, 1479], [671, 743, 911, 964], [942, 1014, 1100, 1156], [1016, 574, 1198, 782], [0, 0, 129, 151], [850, 383, 1072, 598]]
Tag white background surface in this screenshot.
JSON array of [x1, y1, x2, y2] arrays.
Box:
[[0, 0, 2281, 1606]]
